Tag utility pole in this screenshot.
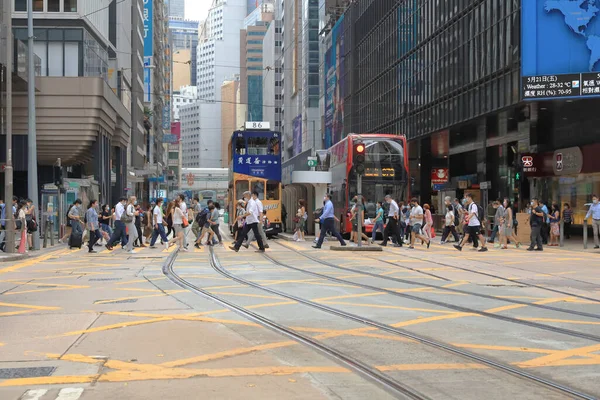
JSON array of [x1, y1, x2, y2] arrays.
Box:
[[27, 0, 39, 250], [4, 7, 15, 253]]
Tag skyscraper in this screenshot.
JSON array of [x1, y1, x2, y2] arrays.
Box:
[[169, 0, 185, 18]]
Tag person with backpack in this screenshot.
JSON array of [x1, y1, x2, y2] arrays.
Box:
[[149, 198, 169, 251], [123, 196, 139, 254], [85, 200, 102, 253], [194, 202, 213, 248], [454, 193, 488, 252], [191, 197, 205, 241]]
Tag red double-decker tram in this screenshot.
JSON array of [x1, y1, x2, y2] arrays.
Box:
[[327, 134, 410, 235]]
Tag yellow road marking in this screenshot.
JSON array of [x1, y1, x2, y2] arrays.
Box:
[[321, 301, 456, 314], [0, 302, 61, 310], [518, 317, 600, 326], [0, 249, 69, 275], [517, 343, 600, 368], [93, 294, 169, 304]]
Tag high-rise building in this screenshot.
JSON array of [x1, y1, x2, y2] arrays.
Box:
[[221, 76, 240, 168], [169, 0, 185, 18], [277, 0, 303, 161], [262, 18, 282, 132], [239, 2, 273, 122], [300, 0, 321, 154], [169, 17, 198, 86], [186, 0, 245, 168], [7, 0, 134, 204], [247, 0, 266, 15], [173, 85, 198, 121]]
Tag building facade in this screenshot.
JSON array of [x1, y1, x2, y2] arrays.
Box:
[[172, 85, 198, 121], [169, 0, 185, 18], [240, 3, 273, 122], [221, 77, 240, 168], [262, 18, 283, 131], [169, 17, 198, 86], [191, 0, 246, 168], [6, 0, 132, 204]]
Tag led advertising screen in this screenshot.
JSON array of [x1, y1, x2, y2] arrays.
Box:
[[522, 0, 600, 100]]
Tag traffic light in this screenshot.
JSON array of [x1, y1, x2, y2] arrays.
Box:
[[54, 166, 64, 187], [515, 171, 521, 181], [354, 141, 366, 175]]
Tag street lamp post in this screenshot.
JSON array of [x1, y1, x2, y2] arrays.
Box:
[[27, 0, 40, 250], [4, 6, 15, 253]]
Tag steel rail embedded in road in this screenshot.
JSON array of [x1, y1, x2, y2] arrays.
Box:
[[209, 247, 597, 400], [275, 241, 600, 322], [162, 250, 430, 400], [379, 246, 600, 303]]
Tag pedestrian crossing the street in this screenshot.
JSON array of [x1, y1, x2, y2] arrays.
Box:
[[20, 388, 84, 400]]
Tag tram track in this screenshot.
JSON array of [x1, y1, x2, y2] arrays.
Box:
[[162, 249, 430, 400], [274, 240, 600, 322], [197, 247, 597, 400]]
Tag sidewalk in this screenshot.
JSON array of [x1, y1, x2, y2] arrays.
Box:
[[0, 242, 63, 262]]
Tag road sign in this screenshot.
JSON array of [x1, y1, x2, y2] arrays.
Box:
[[480, 181, 491, 190], [307, 157, 317, 168]]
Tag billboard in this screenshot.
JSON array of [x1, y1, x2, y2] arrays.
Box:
[[143, 66, 151, 103], [293, 115, 303, 156], [143, 0, 153, 58], [324, 16, 344, 149], [164, 122, 180, 144], [522, 0, 600, 100]]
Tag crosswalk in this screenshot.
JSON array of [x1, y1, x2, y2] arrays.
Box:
[[20, 388, 84, 400]]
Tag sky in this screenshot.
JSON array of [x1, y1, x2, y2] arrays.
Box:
[[185, 0, 211, 21]]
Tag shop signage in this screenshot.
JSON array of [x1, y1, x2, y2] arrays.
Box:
[[458, 181, 468, 189], [480, 181, 491, 190], [553, 147, 583, 176], [431, 168, 449, 184], [521, 155, 538, 173]]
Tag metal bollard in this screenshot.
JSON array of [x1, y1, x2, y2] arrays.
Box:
[[559, 219, 564, 247], [583, 220, 588, 249]]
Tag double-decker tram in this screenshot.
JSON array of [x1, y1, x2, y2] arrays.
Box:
[[328, 134, 410, 235], [227, 122, 283, 234]]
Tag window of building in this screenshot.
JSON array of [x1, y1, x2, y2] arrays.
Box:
[[63, 0, 76, 12], [47, 0, 60, 11], [15, 0, 26, 11], [33, 0, 43, 11], [251, 180, 265, 200]]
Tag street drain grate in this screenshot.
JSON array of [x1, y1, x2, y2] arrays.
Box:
[[89, 278, 122, 282], [0, 367, 56, 379], [95, 299, 138, 304]]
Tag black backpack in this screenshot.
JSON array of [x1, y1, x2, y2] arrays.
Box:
[[476, 203, 485, 222], [66, 204, 74, 227], [195, 208, 209, 226]]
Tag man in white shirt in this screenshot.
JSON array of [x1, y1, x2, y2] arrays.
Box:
[[178, 194, 190, 249], [230, 191, 266, 252], [454, 193, 488, 252], [380, 195, 401, 247], [408, 198, 430, 249], [106, 197, 128, 250], [149, 198, 169, 251], [243, 194, 269, 249]]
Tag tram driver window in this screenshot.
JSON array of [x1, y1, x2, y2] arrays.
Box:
[[235, 137, 246, 155], [236, 180, 249, 200], [247, 137, 268, 155], [251, 180, 265, 200], [269, 138, 280, 155], [266, 181, 280, 200]]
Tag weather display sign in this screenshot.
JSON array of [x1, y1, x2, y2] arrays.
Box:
[[522, 0, 600, 100]]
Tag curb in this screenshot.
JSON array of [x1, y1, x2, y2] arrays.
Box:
[[0, 245, 63, 263]]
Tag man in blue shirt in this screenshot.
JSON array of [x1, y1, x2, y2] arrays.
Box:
[[540, 200, 550, 245], [313, 194, 346, 249], [585, 194, 600, 249]]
